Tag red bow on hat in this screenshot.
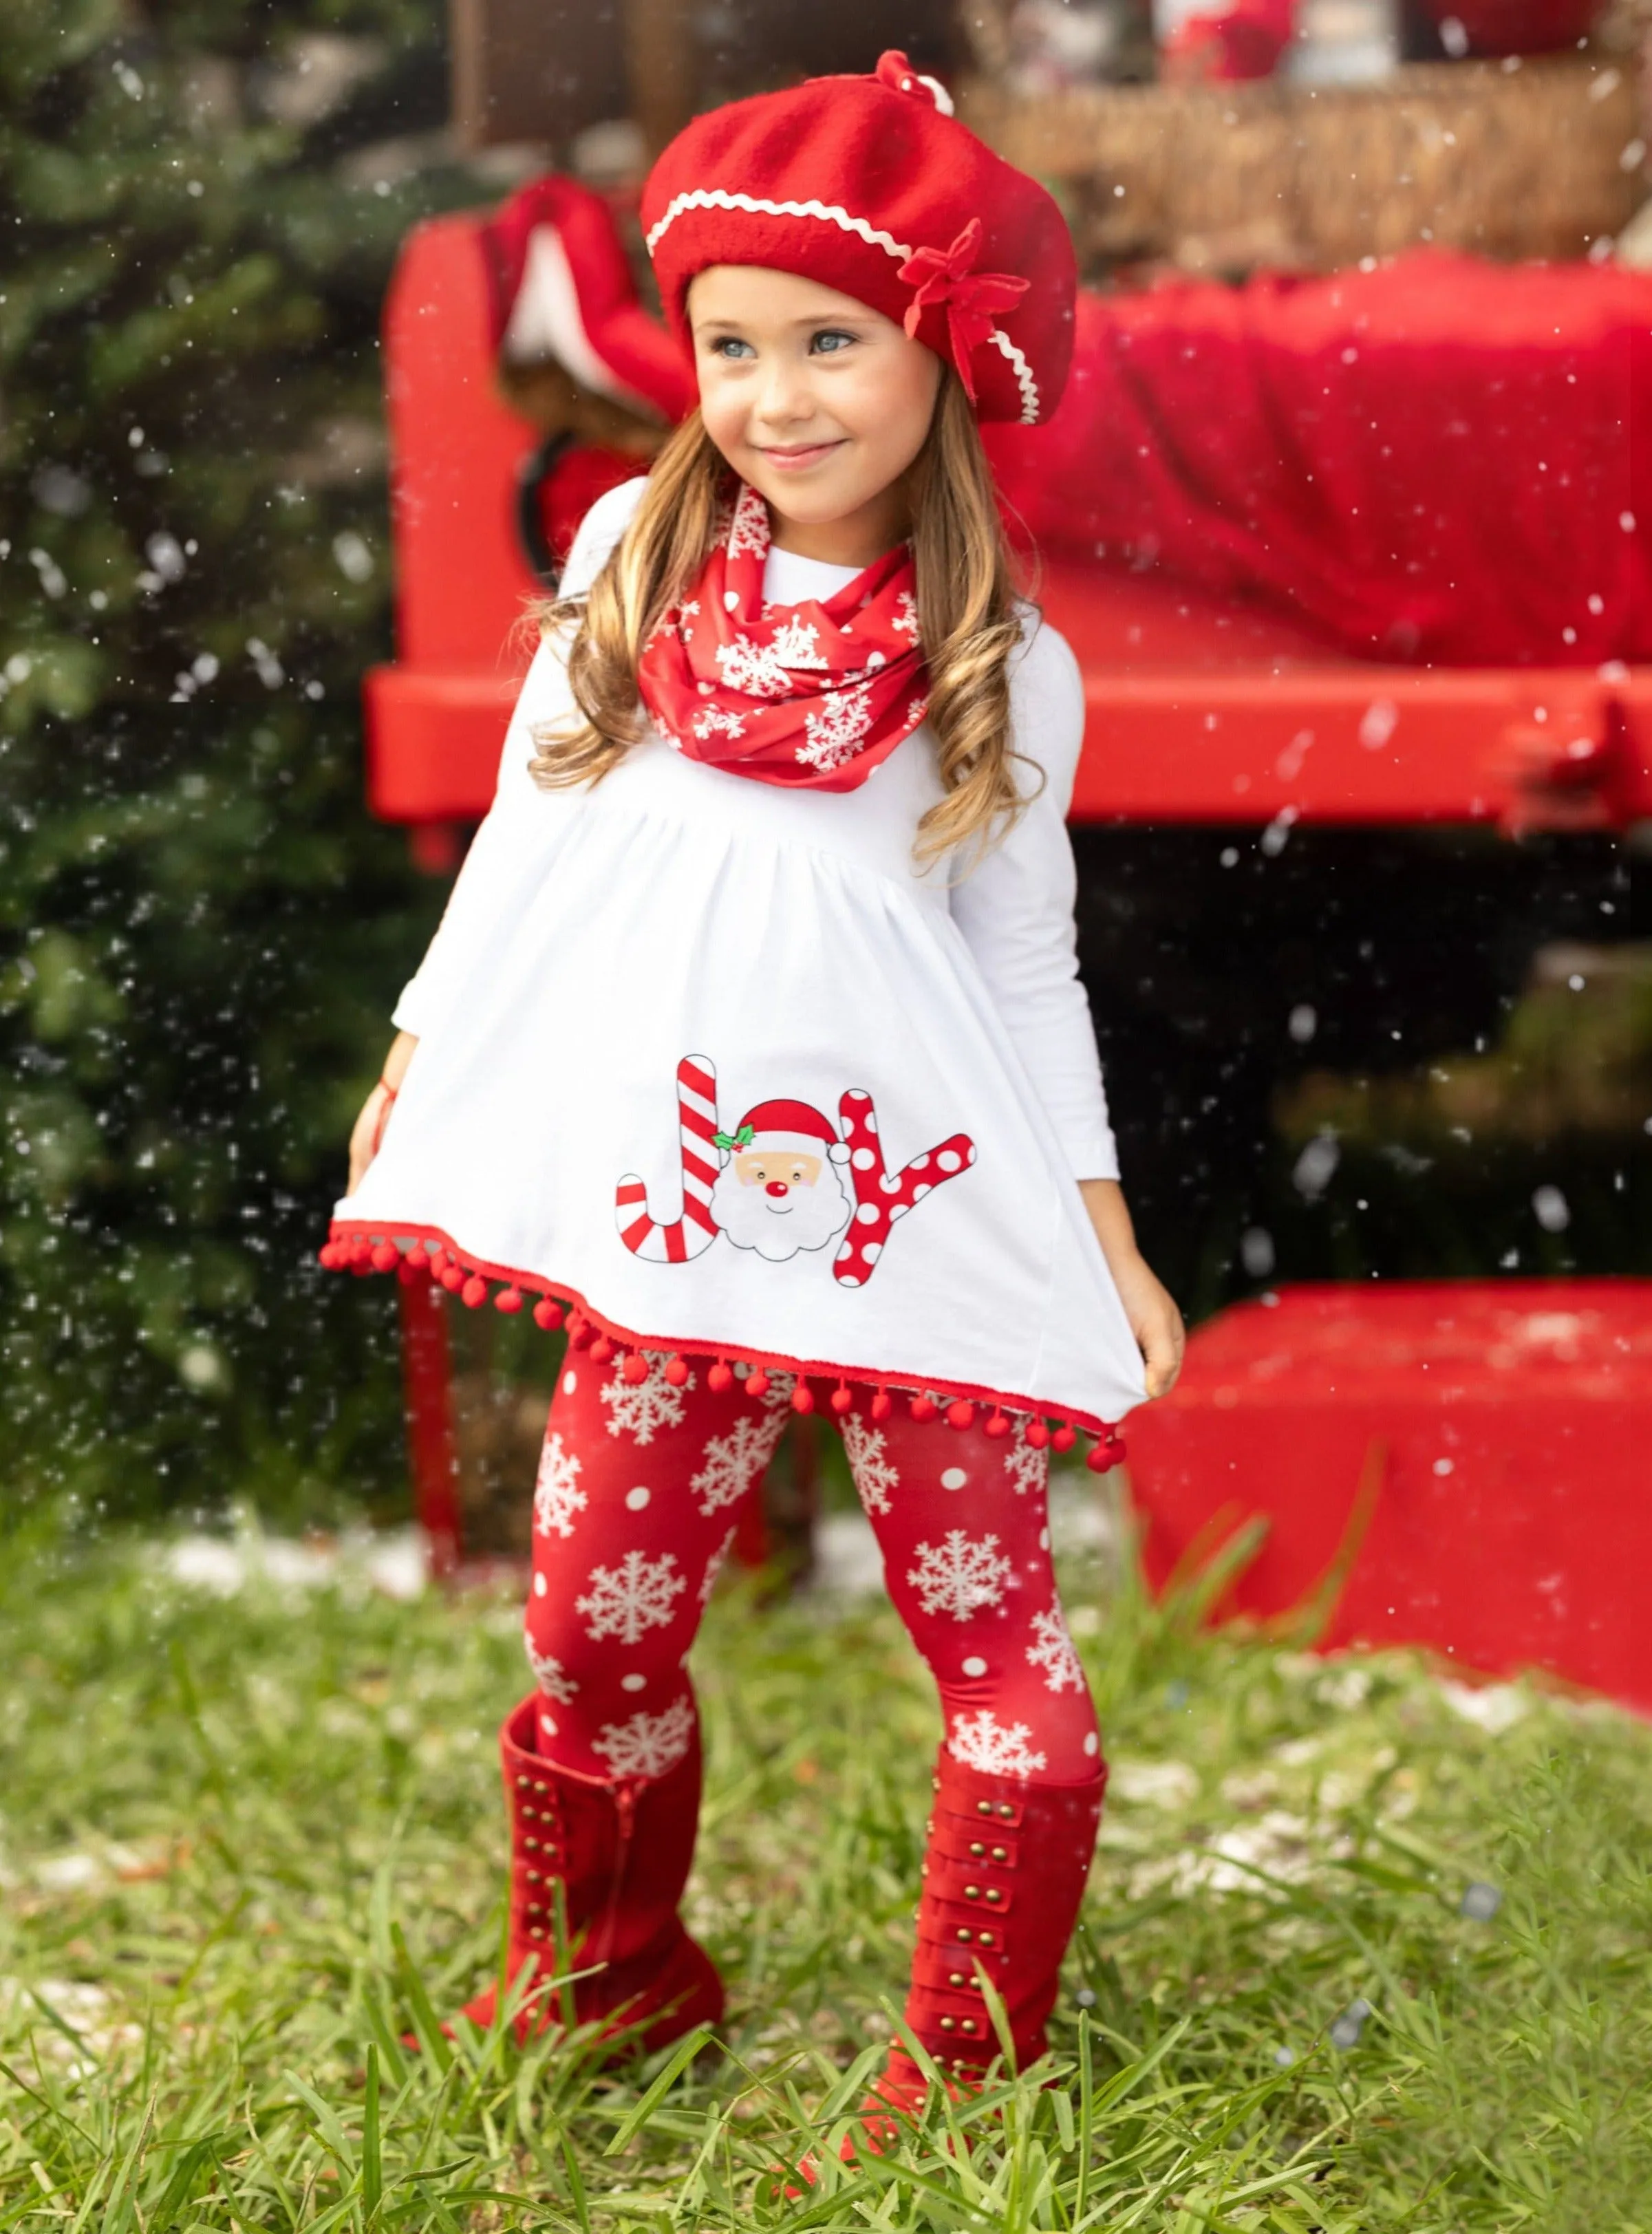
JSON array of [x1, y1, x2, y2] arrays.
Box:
[[899, 219, 1030, 402]]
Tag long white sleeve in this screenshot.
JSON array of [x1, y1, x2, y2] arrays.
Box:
[[390, 479, 647, 1038], [947, 614, 1119, 1181]]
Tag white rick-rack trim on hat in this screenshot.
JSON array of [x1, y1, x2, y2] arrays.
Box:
[[645, 191, 1041, 425], [985, 329, 1040, 424], [645, 190, 913, 262]]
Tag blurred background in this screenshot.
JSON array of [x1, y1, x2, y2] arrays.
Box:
[[2, 0, 1646, 1544]]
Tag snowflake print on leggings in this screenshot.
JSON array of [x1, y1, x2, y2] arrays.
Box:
[[690, 1409, 788, 1517], [699, 1523, 738, 1606], [533, 1432, 588, 1539], [524, 1640, 579, 1702], [1026, 1607, 1086, 1695], [841, 1413, 899, 1516], [1002, 1433, 1048, 1499], [576, 1548, 687, 1644], [592, 1695, 696, 1779], [600, 1352, 694, 1444], [907, 1529, 1014, 1622], [948, 1708, 1049, 1779]]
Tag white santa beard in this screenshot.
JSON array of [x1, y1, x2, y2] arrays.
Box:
[[710, 1161, 852, 1261]]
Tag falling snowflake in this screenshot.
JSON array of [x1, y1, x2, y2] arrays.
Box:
[[691, 1410, 786, 1517], [796, 685, 874, 774], [892, 590, 921, 641], [948, 1708, 1048, 1779], [600, 1352, 694, 1444], [841, 1415, 899, 1516], [533, 1432, 587, 1539], [1002, 1435, 1047, 1499], [1026, 1607, 1086, 1695], [906, 1529, 1013, 1622], [691, 703, 747, 742], [524, 1638, 579, 1702], [700, 1523, 738, 1604], [727, 484, 771, 559], [576, 1549, 687, 1644], [592, 1695, 696, 1779]]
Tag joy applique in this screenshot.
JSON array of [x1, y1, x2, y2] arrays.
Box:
[[614, 1055, 976, 1288]]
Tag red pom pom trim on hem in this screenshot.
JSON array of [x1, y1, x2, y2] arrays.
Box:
[[319, 1218, 1124, 1443]]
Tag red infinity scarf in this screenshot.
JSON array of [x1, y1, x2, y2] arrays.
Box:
[[634, 485, 930, 791]]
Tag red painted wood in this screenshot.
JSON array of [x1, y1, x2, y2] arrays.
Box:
[[399, 1276, 462, 1577], [366, 216, 1651, 833], [1125, 1280, 1652, 1712]]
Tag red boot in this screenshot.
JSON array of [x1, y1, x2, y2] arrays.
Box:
[[789, 1749, 1107, 2183], [457, 1695, 723, 2055], [873, 1749, 1107, 2126]]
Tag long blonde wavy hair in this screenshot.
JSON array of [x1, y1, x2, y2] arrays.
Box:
[[527, 371, 1035, 863]]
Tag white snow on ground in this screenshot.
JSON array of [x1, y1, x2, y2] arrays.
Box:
[[158, 1524, 427, 1600]]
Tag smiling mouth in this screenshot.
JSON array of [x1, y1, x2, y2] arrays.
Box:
[[758, 440, 845, 468]]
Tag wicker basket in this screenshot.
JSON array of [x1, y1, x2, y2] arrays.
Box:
[[958, 56, 1642, 275]]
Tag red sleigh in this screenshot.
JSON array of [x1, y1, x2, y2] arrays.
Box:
[[365, 202, 1652, 1711]]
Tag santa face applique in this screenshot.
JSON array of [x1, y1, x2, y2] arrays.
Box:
[[615, 1056, 976, 1287], [709, 1099, 853, 1262]]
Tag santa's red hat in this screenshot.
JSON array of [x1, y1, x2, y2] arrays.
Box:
[[483, 175, 695, 425], [641, 52, 1075, 426], [720, 1099, 850, 1163]]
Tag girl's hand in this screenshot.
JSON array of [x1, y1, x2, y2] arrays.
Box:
[[1079, 1178, 1186, 1401], [347, 1031, 419, 1196]]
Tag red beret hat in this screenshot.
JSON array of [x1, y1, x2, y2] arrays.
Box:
[[641, 52, 1076, 426]]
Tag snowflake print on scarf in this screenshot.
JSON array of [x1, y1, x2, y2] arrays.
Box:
[[907, 1529, 1014, 1622], [691, 704, 747, 744], [948, 1708, 1049, 1779], [699, 1523, 738, 1606], [714, 618, 825, 698], [726, 482, 771, 559], [1002, 1433, 1048, 1499], [892, 589, 921, 642], [797, 685, 875, 775], [690, 1408, 788, 1517], [576, 1548, 687, 1644], [841, 1413, 899, 1516], [524, 1639, 579, 1702], [533, 1431, 588, 1539], [592, 1695, 696, 1779], [1026, 1607, 1086, 1695], [600, 1351, 694, 1444]]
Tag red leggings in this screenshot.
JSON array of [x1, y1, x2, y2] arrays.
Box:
[[523, 1352, 1102, 1787]]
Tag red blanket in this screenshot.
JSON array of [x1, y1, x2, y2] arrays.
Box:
[[987, 250, 1651, 667]]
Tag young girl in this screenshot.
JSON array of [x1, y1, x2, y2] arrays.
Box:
[[329, 52, 1183, 2126]]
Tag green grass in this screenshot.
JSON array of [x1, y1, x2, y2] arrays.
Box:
[[1, 1499, 1649, 2231]]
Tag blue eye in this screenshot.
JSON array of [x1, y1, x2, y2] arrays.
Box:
[[709, 336, 755, 360], [811, 330, 855, 355]]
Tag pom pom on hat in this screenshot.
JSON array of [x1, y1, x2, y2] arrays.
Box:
[[642, 52, 1075, 425]]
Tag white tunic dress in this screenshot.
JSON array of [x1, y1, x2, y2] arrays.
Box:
[[336, 480, 1147, 1430]]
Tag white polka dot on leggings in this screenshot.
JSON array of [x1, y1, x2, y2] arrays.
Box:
[[562, 1370, 577, 1395], [962, 1655, 987, 1678], [1083, 1730, 1099, 1757], [625, 1485, 650, 1510], [621, 1672, 647, 1693], [533, 1571, 547, 1596], [941, 1466, 967, 1490], [1039, 1529, 1050, 1550]]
